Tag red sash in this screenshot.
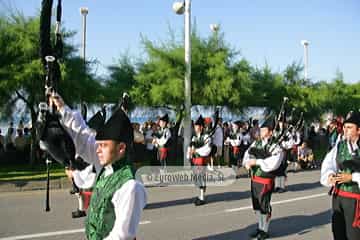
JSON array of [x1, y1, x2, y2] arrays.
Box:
[[159, 148, 169, 161], [192, 157, 209, 166], [252, 176, 274, 195], [232, 146, 240, 154], [81, 191, 92, 210], [334, 188, 360, 228]]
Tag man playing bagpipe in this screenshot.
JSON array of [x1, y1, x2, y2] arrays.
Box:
[[50, 95, 147, 240], [152, 113, 172, 172], [225, 121, 243, 169], [321, 110, 360, 240], [187, 115, 212, 206], [243, 116, 284, 240]]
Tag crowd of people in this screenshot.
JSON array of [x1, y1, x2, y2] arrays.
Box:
[[0, 120, 32, 164]]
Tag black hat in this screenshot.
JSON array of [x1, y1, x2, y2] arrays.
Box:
[[232, 120, 244, 128], [261, 116, 276, 130], [195, 115, 205, 126], [343, 111, 360, 127], [95, 109, 133, 144], [159, 113, 169, 123]]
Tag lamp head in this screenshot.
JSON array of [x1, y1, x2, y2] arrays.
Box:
[[80, 7, 89, 15], [173, 1, 185, 15]]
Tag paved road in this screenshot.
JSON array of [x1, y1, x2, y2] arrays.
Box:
[[0, 169, 333, 240]]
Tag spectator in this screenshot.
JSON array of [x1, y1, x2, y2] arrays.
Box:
[[328, 119, 338, 149], [250, 119, 260, 142], [212, 118, 224, 168], [297, 141, 315, 169], [144, 122, 158, 166]]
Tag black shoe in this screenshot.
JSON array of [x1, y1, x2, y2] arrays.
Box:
[[274, 187, 280, 193], [257, 230, 269, 240], [194, 198, 206, 206], [249, 228, 261, 238], [72, 209, 86, 218], [277, 188, 287, 193]]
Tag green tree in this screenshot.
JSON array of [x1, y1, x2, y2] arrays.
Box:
[[0, 12, 102, 164]]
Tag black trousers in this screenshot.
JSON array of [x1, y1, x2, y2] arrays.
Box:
[[332, 195, 360, 240]]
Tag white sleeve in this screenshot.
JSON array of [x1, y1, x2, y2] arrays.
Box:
[[195, 136, 212, 157], [59, 106, 101, 172], [242, 142, 255, 166], [72, 165, 96, 189], [255, 147, 284, 172], [320, 145, 338, 187], [157, 128, 171, 147], [352, 172, 360, 188], [104, 180, 147, 240]]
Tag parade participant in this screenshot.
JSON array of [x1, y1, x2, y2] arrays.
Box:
[[243, 116, 284, 240], [225, 121, 242, 170], [152, 113, 172, 171], [52, 95, 147, 240], [321, 110, 360, 240], [187, 115, 212, 206]]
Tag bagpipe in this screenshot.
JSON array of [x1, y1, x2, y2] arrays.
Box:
[[38, 0, 85, 212], [248, 97, 304, 160]]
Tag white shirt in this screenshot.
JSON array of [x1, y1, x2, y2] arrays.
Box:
[[59, 106, 147, 240]]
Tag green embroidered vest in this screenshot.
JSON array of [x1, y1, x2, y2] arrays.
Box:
[[251, 140, 274, 178], [336, 141, 360, 193], [85, 160, 135, 240]]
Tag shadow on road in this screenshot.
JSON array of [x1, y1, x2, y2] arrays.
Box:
[[193, 210, 331, 240], [145, 190, 251, 210]]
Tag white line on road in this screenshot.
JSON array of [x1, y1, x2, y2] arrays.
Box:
[[225, 192, 328, 212], [0, 192, 327, 240], [0, 221, 151, 240]]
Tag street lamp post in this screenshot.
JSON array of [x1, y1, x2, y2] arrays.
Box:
[[173, 0, 191, 166], [301, 40, 309, 81], [80, 7, 88, 63]]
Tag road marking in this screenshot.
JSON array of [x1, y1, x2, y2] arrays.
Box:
[[0, 221, 151, 240], [0, 192, 326, 240], [225, 192, 328, 212], [0, 229, 84, 240]]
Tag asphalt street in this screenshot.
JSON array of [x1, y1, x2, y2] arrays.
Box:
[[0, 169, 333, 240]]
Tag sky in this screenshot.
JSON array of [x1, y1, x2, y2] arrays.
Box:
[[1, 0, 359, 83]]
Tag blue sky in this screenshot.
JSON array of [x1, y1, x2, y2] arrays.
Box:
[[1, 0, 359, 83]]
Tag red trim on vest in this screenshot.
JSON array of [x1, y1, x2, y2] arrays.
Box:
[[159, 148, 169, 161], [192, 157, 209, 166], [334, 188, 360, 228], [252, 176, 274, 195]]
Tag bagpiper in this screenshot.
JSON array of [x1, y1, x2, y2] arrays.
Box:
[[225, 121, 243, 170], [188, 115, 212, 206], [153, 113, 172, 172], [243, 116, 284, 240], [321, 110, 360, 240]]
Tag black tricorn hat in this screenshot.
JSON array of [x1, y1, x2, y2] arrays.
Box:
[[95, 108, 133, 144], [159, 113, 169, 123], [261, 116, 276, 130], [195, 115, 205, 126], [344, 111, 360, 127]]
